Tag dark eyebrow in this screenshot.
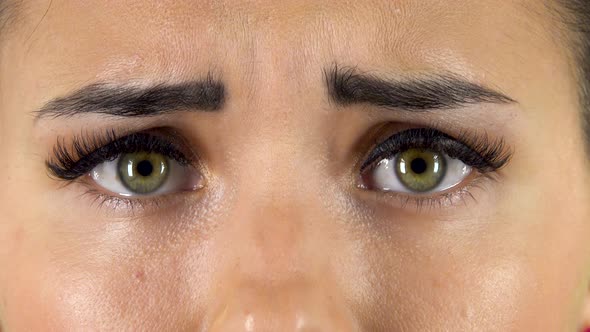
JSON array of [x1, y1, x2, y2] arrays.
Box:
[[324, 65, 516, 111], [35, 74, 225, 120]]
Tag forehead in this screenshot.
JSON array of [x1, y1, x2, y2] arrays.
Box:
[[11, 0, 557, 82], [5, 0, 576, 132]]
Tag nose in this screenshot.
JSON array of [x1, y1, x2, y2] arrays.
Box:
[[207, 282, 357, 331], [203, 191, 358, 331]]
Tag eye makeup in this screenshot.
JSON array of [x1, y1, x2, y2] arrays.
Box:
[[361, 128, 512, 174], [45, 123, 514, 214], [47, 129, 193, 181], [357, 127, 513, 210]]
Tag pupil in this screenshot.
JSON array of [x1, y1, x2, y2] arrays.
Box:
[[410, 158, 428, 174], [136, 160, 154, 177]]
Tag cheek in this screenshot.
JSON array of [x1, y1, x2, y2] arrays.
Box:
[[30, 244, 215, 330], [502, 107, 590, 328], [324, 187, 552, 329], [352, 229, 538, 330], [0, 215, 217, 330]]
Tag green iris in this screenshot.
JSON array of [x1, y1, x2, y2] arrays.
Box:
[[396, 149, 446, 192], [118, 152, 169, 194]]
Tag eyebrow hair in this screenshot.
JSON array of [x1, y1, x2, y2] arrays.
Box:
[[324, 65, 516, 111], [36, 74, 225, 120], [0, 0, 21, 39]]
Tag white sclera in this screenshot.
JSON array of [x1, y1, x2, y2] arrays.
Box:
[[91, 156, 197, 197], [372, 155, 472, 194]]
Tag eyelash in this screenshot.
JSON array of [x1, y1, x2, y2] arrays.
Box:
[[359, 128, 512, 208], [47, 130, 191, 181], [361, 128, 511, 173], [46, 127, 512, 212]]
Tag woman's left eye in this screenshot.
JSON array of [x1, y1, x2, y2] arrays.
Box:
[[90, 152, 200, 197], [361, 148, 472, 194]]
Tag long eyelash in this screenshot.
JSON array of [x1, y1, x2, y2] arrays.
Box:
[[47, 130, 190, 180], [360, 128, 512, 172]]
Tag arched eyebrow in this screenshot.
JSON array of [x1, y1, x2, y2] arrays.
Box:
[[35, 74, 225, 121], [324, 65, 516, 111]]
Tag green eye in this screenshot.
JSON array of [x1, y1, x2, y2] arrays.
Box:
[[117, 152, 169, 194], [395, 149, 446, 192]]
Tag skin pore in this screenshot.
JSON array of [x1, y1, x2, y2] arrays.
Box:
[[1, 0, 590, 331]]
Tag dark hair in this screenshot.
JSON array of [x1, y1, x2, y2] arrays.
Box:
[[0, 1, 7, 31], [0, 0, 17, 35], [557, 0, 590, 151]]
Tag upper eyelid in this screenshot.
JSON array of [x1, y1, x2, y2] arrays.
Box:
[[46, 131, 190, 180], [364, 138, 427, 169], [360, 129, 457, 171], [360, 128, 512, 172]]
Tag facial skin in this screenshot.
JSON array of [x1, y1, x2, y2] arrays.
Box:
[[0, 0, 590, 330]]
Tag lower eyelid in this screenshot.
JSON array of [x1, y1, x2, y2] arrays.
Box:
[[356, 171, 493, 214], [74, 185, 193, 216]]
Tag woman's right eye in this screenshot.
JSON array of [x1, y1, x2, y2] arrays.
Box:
[[90, 151, 201, 197], [46, 131, 205, 199]]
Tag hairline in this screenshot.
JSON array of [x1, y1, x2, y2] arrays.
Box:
[[0, 0, 22, 40], [547, 0, 590, 154]]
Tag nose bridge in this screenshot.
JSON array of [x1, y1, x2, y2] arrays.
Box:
[[201, 22, 355, 327], [227, 166, 325, 284]]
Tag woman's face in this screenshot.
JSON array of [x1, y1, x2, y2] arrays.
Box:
[[1, 0, 589, 330]]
